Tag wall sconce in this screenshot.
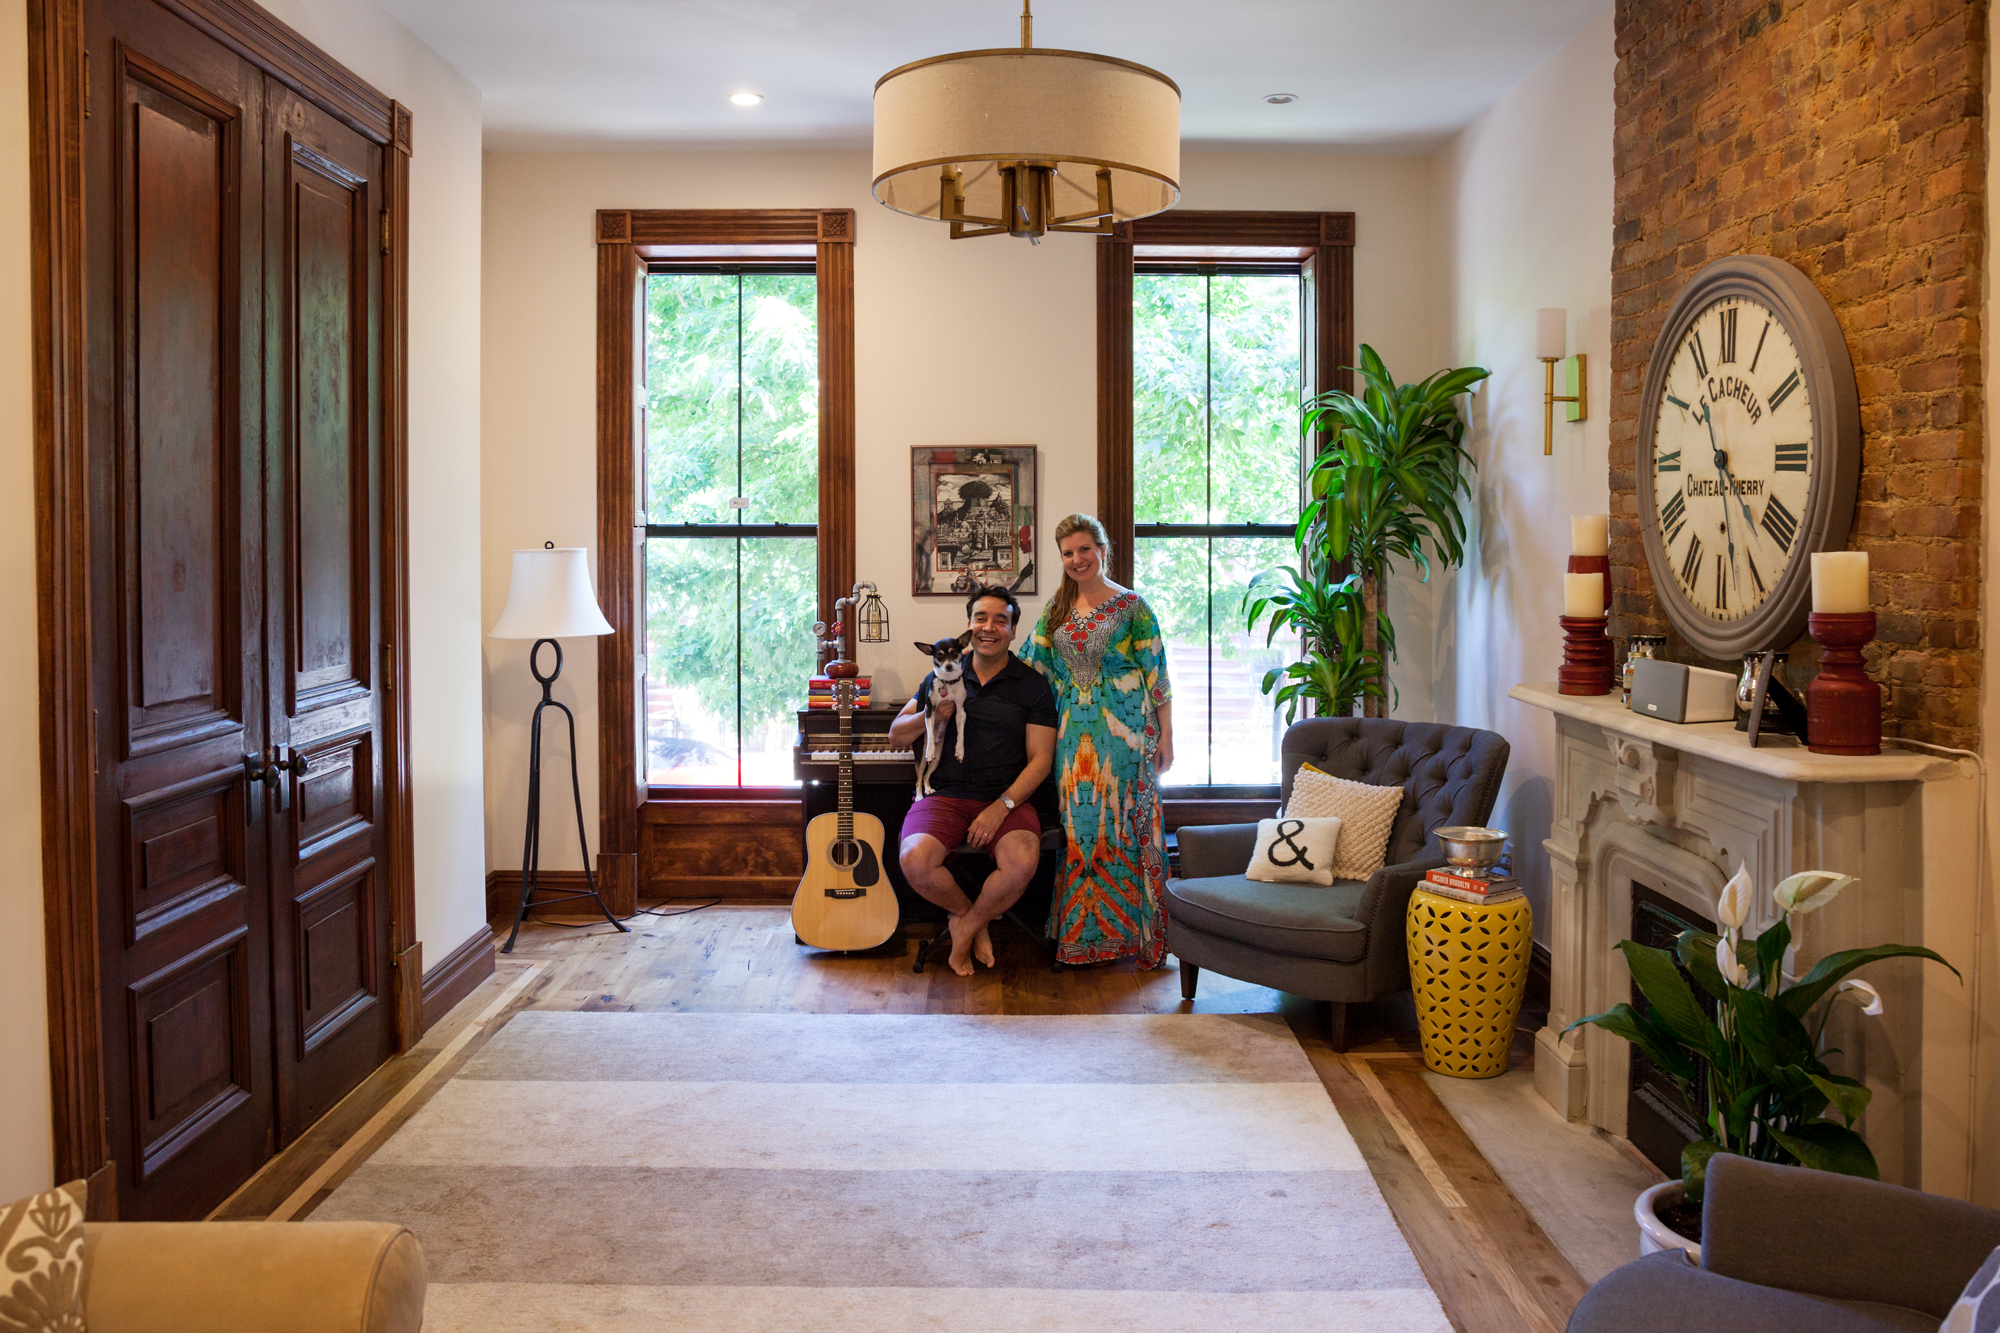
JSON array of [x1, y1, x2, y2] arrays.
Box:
[[1537, 307, 1587, 455]]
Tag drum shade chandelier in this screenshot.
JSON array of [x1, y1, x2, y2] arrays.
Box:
[[871, 1, 1181, 242]]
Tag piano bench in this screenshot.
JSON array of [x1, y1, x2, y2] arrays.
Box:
[[911, 828, 1064, 976]]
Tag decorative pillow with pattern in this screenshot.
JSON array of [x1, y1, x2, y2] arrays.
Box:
[[1283, 764, 1405, 881], [1245, 816, 1343, 886], [0, 1179, 86, 1333], [1943, 1243, 2000, 1333]]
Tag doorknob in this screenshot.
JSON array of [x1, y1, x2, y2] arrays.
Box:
[[243, 751, 274, 823], [273, 746, 311, 778]]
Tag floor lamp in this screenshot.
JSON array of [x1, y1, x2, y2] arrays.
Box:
[[491, 544, 630, 953]]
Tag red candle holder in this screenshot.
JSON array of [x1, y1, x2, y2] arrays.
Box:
[[1567, 553, 1610, 621], [1806, 612, 1881, 755], [1559, 615, 1614, 695]]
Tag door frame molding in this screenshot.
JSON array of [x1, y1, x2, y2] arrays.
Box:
[[27, 0, 417, 1195]]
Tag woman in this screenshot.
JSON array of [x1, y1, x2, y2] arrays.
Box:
[[1021, 514, 1175, 967]]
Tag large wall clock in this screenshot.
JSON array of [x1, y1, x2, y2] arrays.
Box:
[[1635, 254, 1862, 659]]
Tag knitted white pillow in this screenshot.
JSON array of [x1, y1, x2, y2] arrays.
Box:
[[1245, 816, 1343, 886], [1284, 764, 1404, 880], [1943, 1244, 2000, 1333]]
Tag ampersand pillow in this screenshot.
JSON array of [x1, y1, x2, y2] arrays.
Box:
[[1245, 816, 1343, 886], [1284, 764, 1405, 881]]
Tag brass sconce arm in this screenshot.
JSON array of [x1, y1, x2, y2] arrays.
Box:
[[1541, 354, 1587, 455]]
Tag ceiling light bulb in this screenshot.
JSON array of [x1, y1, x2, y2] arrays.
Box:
[[1265, 93, 1297, 105], [730, 92, 764, 107]]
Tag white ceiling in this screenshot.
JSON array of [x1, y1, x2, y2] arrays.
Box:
[[377, 0, 1610, 152]]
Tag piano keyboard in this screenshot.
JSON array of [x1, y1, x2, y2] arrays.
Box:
[[803, 749, 915, 763]]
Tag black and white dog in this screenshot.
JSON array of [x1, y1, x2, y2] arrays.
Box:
[[912, 632, 972, 797]]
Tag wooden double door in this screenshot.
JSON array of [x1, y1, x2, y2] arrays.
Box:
[[83, 0, 395, 1218]]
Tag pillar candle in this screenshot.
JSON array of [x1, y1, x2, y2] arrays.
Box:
[[1571, 514, 1609, 557], [1811, 551, 1870, 613], [1563, 572, 1605, 618]]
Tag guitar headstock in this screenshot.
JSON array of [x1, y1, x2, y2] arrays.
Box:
[[834, 677, 858, 710]]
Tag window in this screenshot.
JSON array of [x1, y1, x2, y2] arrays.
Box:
[[642, 267, 819, 786], [1132, 267, 1305, 787]]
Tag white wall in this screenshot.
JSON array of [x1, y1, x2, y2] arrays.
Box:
[[257, 0, 491, 958], [479, 146, 1435, 870], [1428, 6, 1616, 939], [0, 0, 54, 1202], [0, 0, 485, 1197]]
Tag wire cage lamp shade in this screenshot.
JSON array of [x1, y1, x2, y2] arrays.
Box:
[[857, 589, 890, 643], [872, 3, 1180, 241]]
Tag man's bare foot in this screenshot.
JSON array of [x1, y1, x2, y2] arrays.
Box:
[[947, 914, 976, 977], [973, 923, 996, 968]]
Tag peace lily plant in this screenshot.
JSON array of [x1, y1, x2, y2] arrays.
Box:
[[1568, 865, 1958, 1210]]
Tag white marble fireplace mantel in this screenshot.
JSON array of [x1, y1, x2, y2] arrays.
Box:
[[1509, 681, 1980, 1196]]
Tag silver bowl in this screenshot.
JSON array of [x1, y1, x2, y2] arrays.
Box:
[[1435, 826, 1508, 868]]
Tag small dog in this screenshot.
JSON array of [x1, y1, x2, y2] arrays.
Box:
[[912, 632, 972, 797]]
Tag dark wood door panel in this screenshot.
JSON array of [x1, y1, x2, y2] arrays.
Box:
[[122, 761, 247, 944], [125, 927, 256, 1182], [291, 859, 378, 1056], [284, 138, 372, 713], [116, 48, 245, 757], [291, 729, 372, 859]]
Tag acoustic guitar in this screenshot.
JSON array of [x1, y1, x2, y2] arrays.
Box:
[[792, 675, 898, 950]]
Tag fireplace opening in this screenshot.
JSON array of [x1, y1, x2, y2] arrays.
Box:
[[1628, 883, 1716, 1178]]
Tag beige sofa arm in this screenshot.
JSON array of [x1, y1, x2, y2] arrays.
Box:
[[83, 1222, 425, 1333]]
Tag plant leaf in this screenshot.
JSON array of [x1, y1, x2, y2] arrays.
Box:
[[1754, 916, 1791, 993], [1563, 1002, 1696, 1085], [1681, 1140, 1726, 1203], [1618, 941, 1711, 1048], [1770, 1121, 1879, 1179], [1805, 1071, 1872, 1126], [1779, 945, 1961, 1019]]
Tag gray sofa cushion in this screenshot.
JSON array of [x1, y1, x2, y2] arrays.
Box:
[[1164, 875, 1368, 962], [1566, 1250, 1938, 1333]]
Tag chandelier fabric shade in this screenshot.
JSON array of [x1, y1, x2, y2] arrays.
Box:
[[872, 42, 1181, 239]]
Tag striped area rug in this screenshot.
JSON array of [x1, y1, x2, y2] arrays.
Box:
[[314, 1012, 1449, 1332]]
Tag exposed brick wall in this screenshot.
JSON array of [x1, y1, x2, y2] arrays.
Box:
[[1610, 0, 1985, 746]]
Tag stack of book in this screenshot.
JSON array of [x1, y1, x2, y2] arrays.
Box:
[[1421, 866, 1524, 905], [807, 676, 872, 710]]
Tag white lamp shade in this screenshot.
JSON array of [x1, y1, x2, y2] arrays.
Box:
[[873, 48, 1181, 224], [1536, 308, 1567, 360], [490, 548, 614, 639]]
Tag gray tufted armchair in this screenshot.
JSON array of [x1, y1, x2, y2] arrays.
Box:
[[1167, 718, 1510, 1050]]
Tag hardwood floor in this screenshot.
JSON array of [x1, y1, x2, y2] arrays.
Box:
[[217, 901, 1589, 1332]]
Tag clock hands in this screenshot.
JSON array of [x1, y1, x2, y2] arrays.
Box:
[[1701, 402, 1745, 600]]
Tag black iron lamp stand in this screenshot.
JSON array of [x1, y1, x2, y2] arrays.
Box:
[[502, 637, 629, 953]]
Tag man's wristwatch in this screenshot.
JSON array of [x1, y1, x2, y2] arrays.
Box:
[[999, 796, 1017, 811]]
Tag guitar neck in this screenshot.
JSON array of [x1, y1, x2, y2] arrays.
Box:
[[837, 686, 854, 839]]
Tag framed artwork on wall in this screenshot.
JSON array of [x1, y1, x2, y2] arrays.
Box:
[[911, 446, 1038, 597]]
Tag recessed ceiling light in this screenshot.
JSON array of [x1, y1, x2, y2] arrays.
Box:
[[730, 92, 764, 107], [1265, 93, 1297, 105]]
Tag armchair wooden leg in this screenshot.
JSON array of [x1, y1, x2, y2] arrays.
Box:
[[1326, 1000, 1349, 1053], [1180, 962, 1199, 1001]]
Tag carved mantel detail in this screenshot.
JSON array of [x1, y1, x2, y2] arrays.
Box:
[[1603, 732, 1675, 826]]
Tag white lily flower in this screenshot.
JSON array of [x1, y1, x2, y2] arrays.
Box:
[[1716, 936, 1750, 988], [1716, 863, 1754, 932], [1774, 870, 1856, 916], [1838, 978, 1885, 1016]]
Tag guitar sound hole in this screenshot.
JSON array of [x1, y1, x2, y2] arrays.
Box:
[[828, 839, 861, 870]]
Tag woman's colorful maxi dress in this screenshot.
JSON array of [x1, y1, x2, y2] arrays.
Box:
[[1022, 591, 1172, 967]]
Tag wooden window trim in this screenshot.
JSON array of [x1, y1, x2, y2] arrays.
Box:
[[594, 209, 856, 910], [1096, 210, 1354, 802]]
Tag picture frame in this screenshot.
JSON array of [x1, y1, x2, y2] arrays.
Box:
[[911, 446, 1038, 597]]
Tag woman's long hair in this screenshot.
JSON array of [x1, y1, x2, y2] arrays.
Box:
[[1045, 513, 1113, 632]]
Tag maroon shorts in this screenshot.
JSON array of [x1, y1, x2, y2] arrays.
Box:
[[901, 795, 1041, 852]]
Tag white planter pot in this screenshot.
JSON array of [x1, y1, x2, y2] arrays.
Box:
[[1635, 1180, 1703, 1262]]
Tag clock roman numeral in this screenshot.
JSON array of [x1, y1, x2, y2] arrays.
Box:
[[1747, 553, 1766, 598], [1774, 441, 1809, 472], [1768, 369, 1802, 412], [1689, 331, 1710, 378], [1665, 392, 1690, 414], [1750, 320, 1770, 372], [1715, 554, 1727, 611], [1656, 449, 1681, 472], [1680, 534, 1704, 588], [1762, 495, 1799, 552], [1661, 490, 1687, 543], [1719, 307, 1737, 363]]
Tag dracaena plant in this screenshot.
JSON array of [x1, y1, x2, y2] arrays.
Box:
[[1568, 866, 1959, 1204], [1246, 345, 1488, 715]]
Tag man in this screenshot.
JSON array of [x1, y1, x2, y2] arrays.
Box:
[[888, 585, 1056, 976]]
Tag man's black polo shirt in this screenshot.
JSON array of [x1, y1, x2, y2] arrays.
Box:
[[912, 652, 1058, 801]]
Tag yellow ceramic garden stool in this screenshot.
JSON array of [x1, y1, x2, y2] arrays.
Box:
[[1406, 885, 1534, 1077]]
